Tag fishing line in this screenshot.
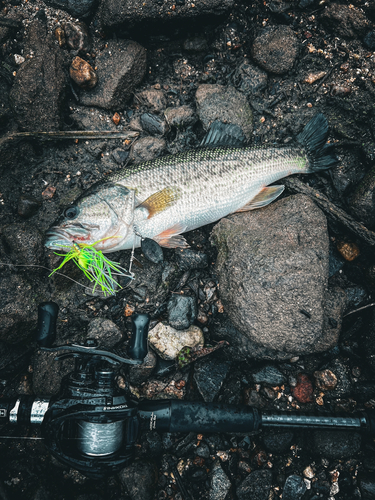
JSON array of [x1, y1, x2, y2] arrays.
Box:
[[0, 262, 92, 290]]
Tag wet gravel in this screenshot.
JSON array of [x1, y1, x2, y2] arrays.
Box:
[[1, 0, 375, 499]]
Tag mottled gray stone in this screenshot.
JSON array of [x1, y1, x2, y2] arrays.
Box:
[[312, 430, 361, 459], [209, 460, 231, 500], [119, 460, 158, 500], [282, 475, 307, 500], [79, 40, 146, 110], [129, 137, 166, 164], [86, 318, 123, 347], [237, 470, 273, 500], [211, 194, 345, 357], [194, 358, 231, 402], [195, 84, 253, 139], [251, 26, 298, 75]]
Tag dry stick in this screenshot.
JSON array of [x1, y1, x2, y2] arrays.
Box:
[[4, 130, 139, 141], [284, 177, 375, 246]]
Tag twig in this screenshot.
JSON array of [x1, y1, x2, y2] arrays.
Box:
[[343, 302, 375, 318], [4, 130, 139, 141], [284, 177, 375, 246]]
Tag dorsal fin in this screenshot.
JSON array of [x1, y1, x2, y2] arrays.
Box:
[[200, 120, 247, 148]]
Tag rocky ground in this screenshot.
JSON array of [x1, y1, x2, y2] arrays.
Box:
[[1, 0, 375, 499]]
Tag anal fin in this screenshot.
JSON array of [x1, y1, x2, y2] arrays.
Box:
[[236, 185, 285, 212]]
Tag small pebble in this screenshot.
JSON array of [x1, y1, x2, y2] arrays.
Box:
[[63, 21, 91, 53], [336, 240, 360, 261], [292, 373, 313, 403], [42, 186, 56, 199], [70, 56, 97, 89], [112, 112, 121, 125], [314, 369, 338, 391], [303, 71, 326, 84]]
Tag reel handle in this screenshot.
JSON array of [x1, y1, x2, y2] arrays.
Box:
[[128, 313, 149, 362], [36, 302, 59, 347]]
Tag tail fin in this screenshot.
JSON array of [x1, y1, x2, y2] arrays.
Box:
[[296, 114, 339, 171]]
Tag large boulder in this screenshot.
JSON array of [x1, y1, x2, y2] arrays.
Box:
[[211, 194, 346, 358]]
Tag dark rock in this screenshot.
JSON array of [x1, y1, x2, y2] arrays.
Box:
[[139, 431, 162, 459], [183, 36, 209, 52], [349, 165, 375, 230], [17, 195, 41, 218], [282, 475, 307, 500], [84, 318, 123, 347], [79, 40, 147, 110], [112, 148, 129, 164], [345, 285, 367, 310], [100, 0, 234, 30], [196, 442, 210, 458], [236, 469, 273, 500], [118, 460, 158, 500], [234, 59, 268, 95], [320, 3, 370, 39], [175, 248, 208, 271], [70, 56, 98, 89], [364, 31, 375, 51], [195, 84, 253, 139], [164, 106, 197, 129], [193, 357, 231, 402], [251, 26, 298, 75], [211, 195, 344, 357], [130, 137, 166, 163], [9, 19, 66, 131], [128, 350, 157, 385], [1, 223, 44, 266], [63, 21, 91, 53], [358, 473, 375, 500], [140, 113, 168, 136], [209, 460, 231, 500], [262, 429, 294, 453], [0, 78, 11, 129], [32, 350, 75, 395], [167, 294, 197, 330], [252, 365, 286, 386], [45, 0, 97, 18], [218, 378, 242, 405], [312, 430, 361, 459], [135, 89, 166, 113], [353, 382, 375, 403], [325, 359, 352, 398]]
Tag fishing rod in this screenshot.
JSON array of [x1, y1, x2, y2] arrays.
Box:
[[0, 302, 374, 478]]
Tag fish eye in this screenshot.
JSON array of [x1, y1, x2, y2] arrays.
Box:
[[64, 206, 79, 220]]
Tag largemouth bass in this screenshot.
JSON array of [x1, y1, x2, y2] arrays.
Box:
[[45, 114, 338, 253]]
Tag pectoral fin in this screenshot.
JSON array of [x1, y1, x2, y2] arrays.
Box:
[[138, 187, 181, 219], [235, 185, 285, 212], [154, 223, 189, 248]]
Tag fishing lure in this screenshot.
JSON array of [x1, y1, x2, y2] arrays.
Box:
[[49, 239, 133, 296]]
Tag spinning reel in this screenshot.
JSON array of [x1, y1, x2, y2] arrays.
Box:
[[0, 302, 374, 478]]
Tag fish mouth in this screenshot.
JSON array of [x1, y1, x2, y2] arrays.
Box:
[[45, 226, 91, 250]]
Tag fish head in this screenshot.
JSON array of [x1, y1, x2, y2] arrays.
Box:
[[45, 183, 135, 252]]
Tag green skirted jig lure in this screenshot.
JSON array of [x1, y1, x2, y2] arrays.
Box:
[[49, 240, 133, 296]]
